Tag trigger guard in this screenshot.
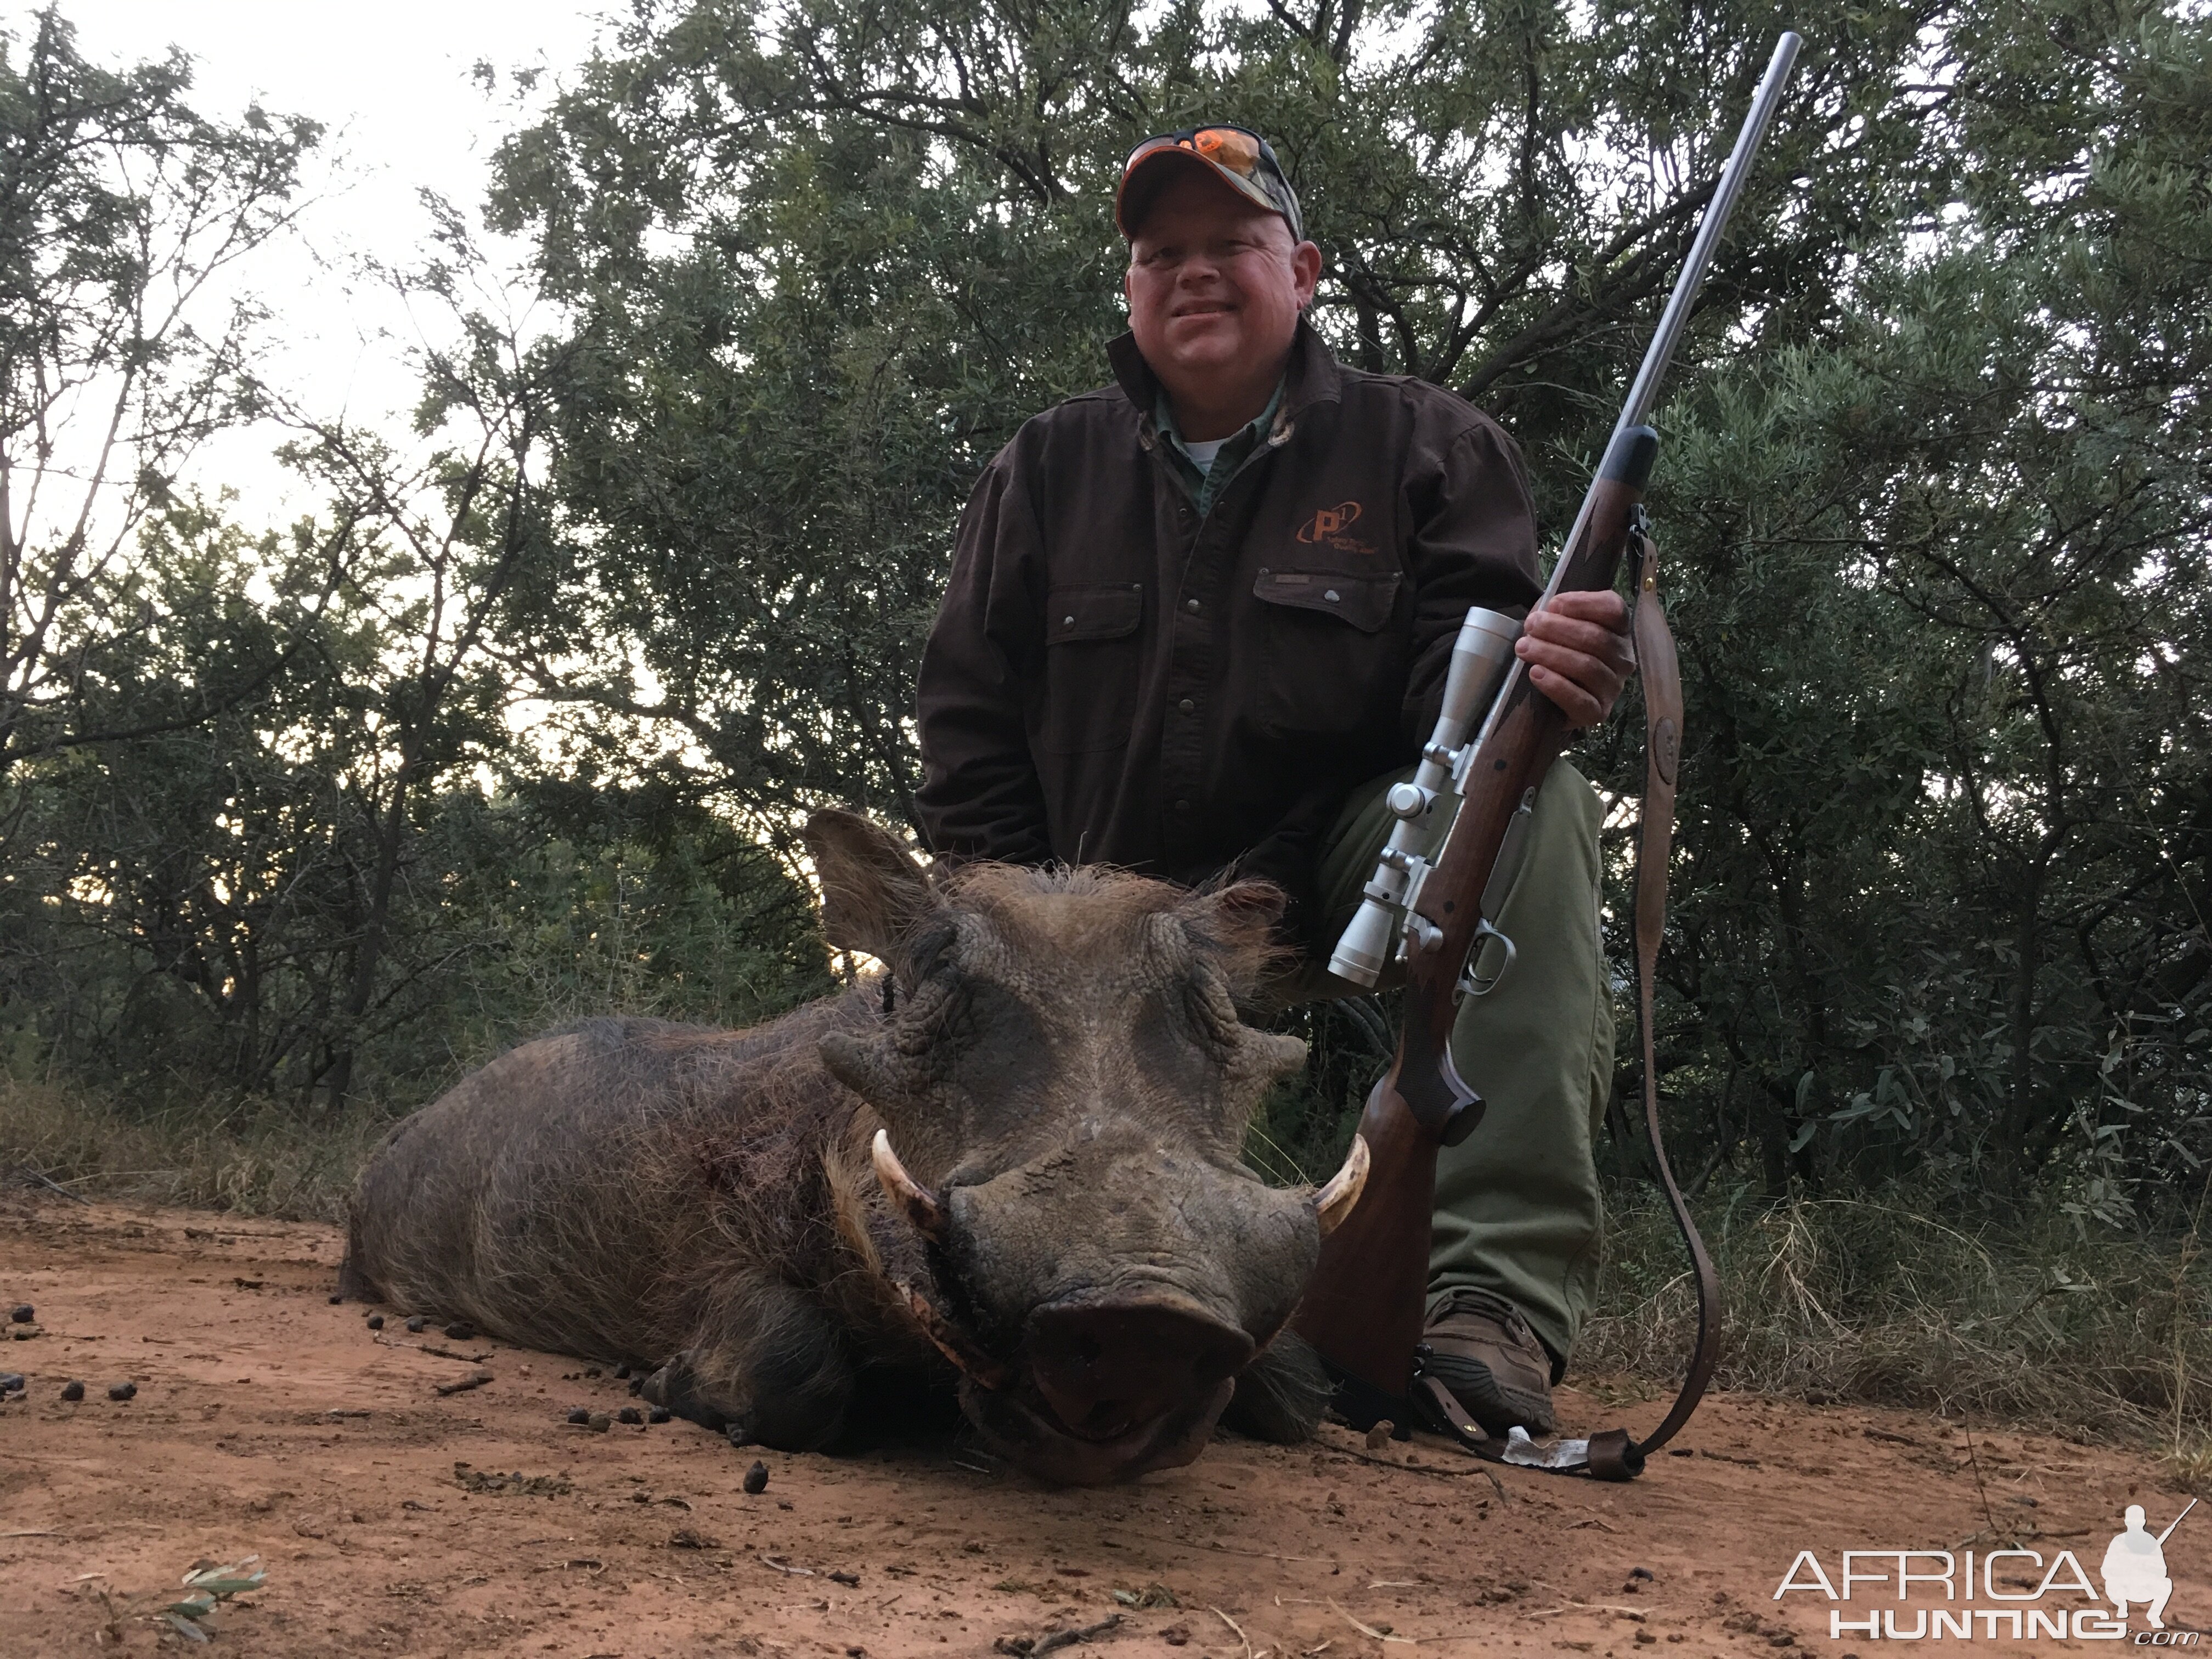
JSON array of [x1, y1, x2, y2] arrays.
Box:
[[1460, 919, 1516, 997]]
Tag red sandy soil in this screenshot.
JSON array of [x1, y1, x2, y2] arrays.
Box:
[[1, 1195, 2202, 1657]]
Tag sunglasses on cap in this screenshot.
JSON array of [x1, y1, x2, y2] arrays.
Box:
[[1116, 125, 1304, 241]]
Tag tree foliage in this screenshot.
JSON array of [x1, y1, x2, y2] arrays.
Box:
[[482, 0, 2211, 1215], [0, 13, 831, 1113], [0, 7, 325, 780], [0, 0, 2205, 1224]]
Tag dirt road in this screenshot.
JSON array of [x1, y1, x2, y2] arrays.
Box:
[[1, 1196, 2197, 1656]]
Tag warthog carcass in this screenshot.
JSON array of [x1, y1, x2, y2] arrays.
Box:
[[341, 810, 1369, 1483]]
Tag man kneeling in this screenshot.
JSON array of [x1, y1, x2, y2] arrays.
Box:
[[915, 123, 1636, 1437]]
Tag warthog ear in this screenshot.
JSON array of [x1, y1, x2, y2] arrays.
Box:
[[1180, 879, 1289, 994], [804, 808, 933, 960]]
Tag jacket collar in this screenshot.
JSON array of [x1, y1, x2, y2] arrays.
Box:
[[1108, 317, 1345, 438]]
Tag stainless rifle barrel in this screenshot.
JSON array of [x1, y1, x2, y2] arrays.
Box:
[[1538, 33, 1804, 620], [1615, 31, 1803, 439]]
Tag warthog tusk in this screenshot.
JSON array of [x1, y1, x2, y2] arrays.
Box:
[[871, 1128, 947, 1241], [1311, 1135, 1370, 1238], [901, 1283, 1011, 1390]]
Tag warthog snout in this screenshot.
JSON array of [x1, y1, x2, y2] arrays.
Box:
[[870, 1121, 1366, 1481], [1025, 1299, 1255, 1440], [945, 1295, 1255, 1487]]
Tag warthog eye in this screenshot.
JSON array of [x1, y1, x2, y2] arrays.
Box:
[[893, 972, 969, 1058]]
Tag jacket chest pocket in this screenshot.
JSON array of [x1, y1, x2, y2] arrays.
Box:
[[1037, 582, 1146, 755], [1253, 567, 1406, 735]]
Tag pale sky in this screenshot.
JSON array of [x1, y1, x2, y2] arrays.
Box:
[[4, 1, 616, 521]]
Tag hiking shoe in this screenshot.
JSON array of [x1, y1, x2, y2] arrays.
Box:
[[1418, 1287, 1557, 1436]]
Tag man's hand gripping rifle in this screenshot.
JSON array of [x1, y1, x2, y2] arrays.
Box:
[[1292, 32, 1802, 1481]]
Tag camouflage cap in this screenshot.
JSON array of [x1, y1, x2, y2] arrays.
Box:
[[1116, 126, 1305, 242]]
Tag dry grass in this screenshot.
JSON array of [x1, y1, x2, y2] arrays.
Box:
[[0, 1076, 388, 1222], [1583, 1182, 2212, 1482]]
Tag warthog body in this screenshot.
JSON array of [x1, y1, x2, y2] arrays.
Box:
[[342, 812, 1366, 1483]]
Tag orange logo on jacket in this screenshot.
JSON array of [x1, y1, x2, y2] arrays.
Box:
[[1297, 500, 1376, 556], [1297, 500, 1363, 544]]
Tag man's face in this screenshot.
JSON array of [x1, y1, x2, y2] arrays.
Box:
[[1124, 170, 1321, 390]]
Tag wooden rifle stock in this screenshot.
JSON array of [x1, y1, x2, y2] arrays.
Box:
[[1293, 432, 1658, 1427]]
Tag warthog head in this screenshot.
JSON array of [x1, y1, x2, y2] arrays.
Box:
[[804, 811, 1367, 1485]]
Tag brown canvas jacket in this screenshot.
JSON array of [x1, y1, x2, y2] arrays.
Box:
[[914, 319, 1542, 936]]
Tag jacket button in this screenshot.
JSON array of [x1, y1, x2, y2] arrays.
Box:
[[1324, 589, 1341, 602], [1175, 799, 1193, 814], [1184, 599, 1201, 614], [1177, 698, 1195, 714], [1063, 615, 1076, 626]]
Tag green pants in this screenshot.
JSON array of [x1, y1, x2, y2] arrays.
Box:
[[1297, 763, 1613, 1374]]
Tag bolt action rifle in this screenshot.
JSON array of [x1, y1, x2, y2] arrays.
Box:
[[1292, 33, 1803, 1481]]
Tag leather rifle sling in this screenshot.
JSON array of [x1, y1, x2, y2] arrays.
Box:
[[1414, 515, 1723, 1480]]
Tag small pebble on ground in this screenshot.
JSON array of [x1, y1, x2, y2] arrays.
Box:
[[743, 1460, 769, 1494], [106, 1381, 135, 1401], [366, 1315, 384, 1330], [59, 1380, 83, 1401]]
